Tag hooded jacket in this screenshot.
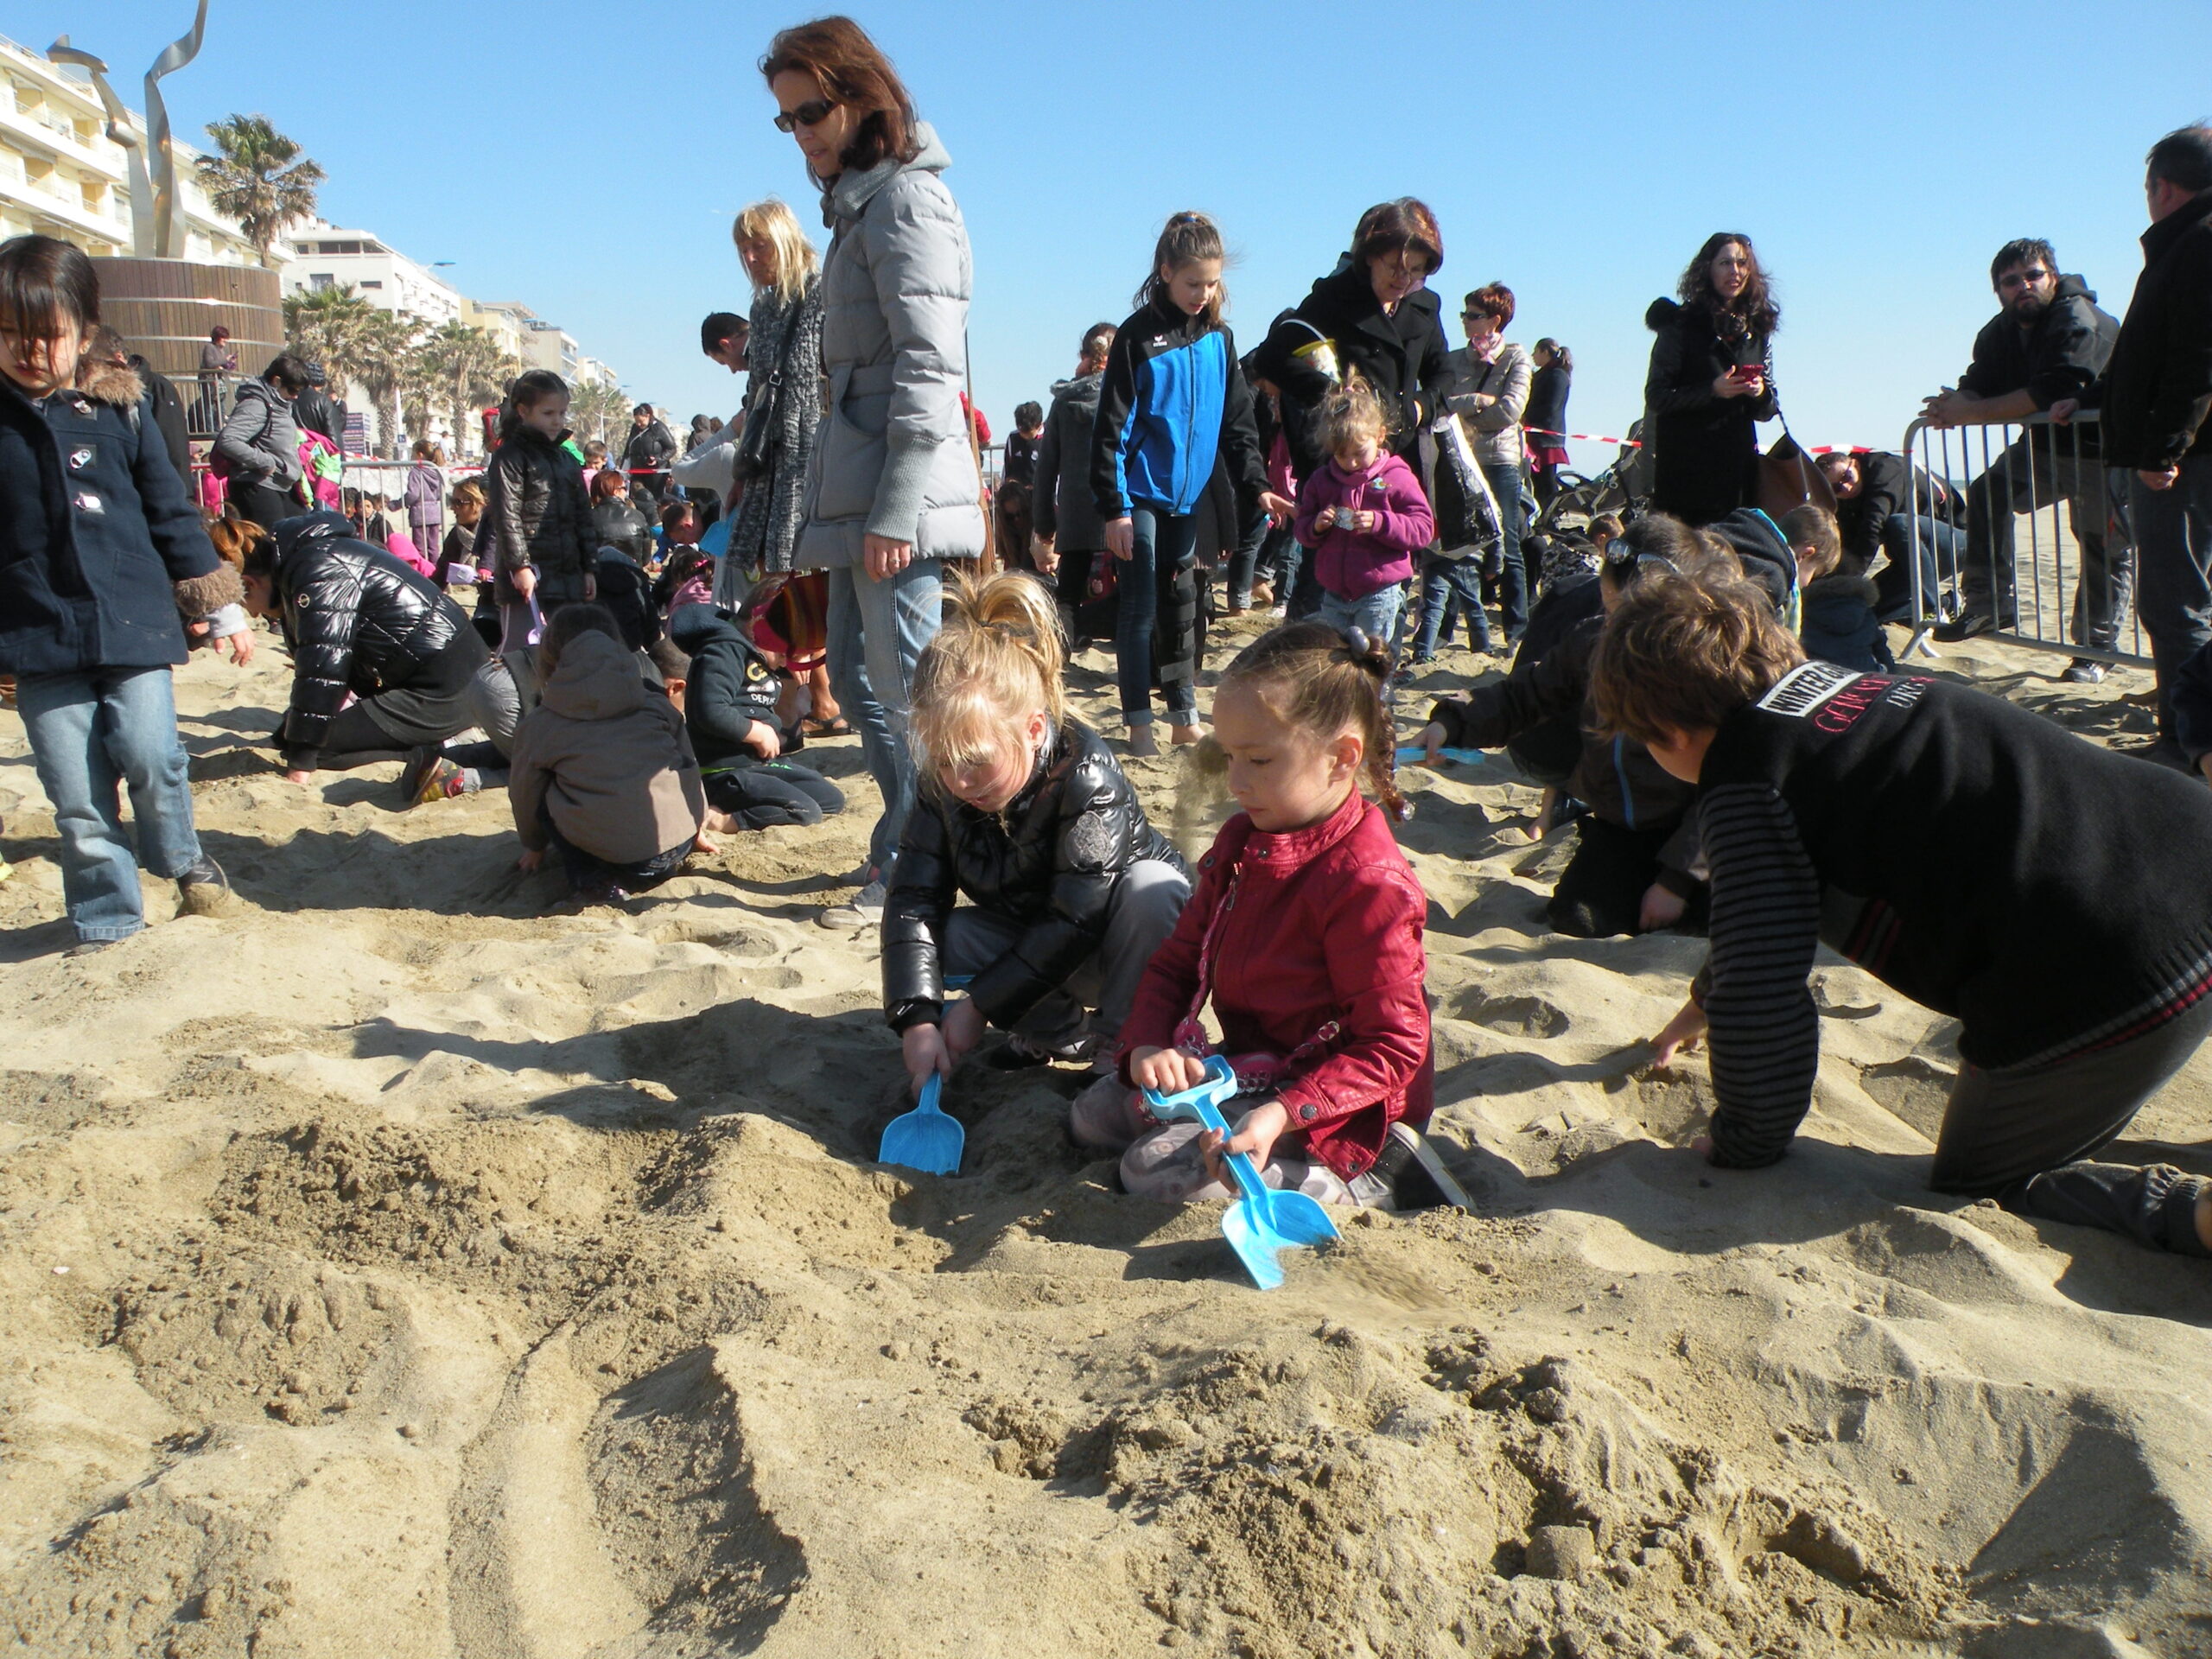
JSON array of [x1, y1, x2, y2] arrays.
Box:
[[268, 512, 476, 758], [2098, 191, 2212, 469], [507, 630, 705, 862], [1033, 371, 1108, 550], [1831, 450, 1957, 573], [404, 461, 445, 537], [796, 123, 985, 568], [213, 377, 302, 487], [481, 424, 596, 606], [1251, 264, 1453, 480], [0, 359, 232, 676], [1090, 295, 1269, 523], [1293, 451, 1434, 598], [882, 721, 1185, 1035], [1643, 297, 1774, 525], [1116, 789, 1433, 1181], [1799, 572, 1893, 674], [667, 603, 779, 770], [1702, 506, 1800, 621], [1959, 273, 2117, 414]]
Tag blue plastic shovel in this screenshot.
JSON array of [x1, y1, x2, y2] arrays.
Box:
[[1396, 745, 1491, 768], [880, 1072, 963, 1176], [1141, 1055, 1339, 1289]]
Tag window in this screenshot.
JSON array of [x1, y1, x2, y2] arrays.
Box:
[[359, 279, 383, 289], [310, 273, 334, 291]]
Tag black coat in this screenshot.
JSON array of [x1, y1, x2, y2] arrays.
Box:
[[291, 386, 346, 447], [0, 359, 222, 676], [1033, 372, 1108, 551], [1643, 297, 1774, 525], [882, 721, 1186, 1033], [2100, 191, 2212, 469], [269, 512, 474, 757], [667, 604, 779, 768], [481, 426, 596, 605], [1252, 264, 1452, 479], [593, 550, 660, 654], [126, 356, 192, 480], [1959, 274, 2116, 411], [1524, 362, 1571, 446], [1832, 451, 1956, 573], [623, 420, 676, 473]]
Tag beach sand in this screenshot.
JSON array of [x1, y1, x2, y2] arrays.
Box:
[[2, 615, 2209, 1658]]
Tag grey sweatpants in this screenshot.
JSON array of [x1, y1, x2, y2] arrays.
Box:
[[938, 858, 1188, 1052], [1929, 990, 2212, 1255]]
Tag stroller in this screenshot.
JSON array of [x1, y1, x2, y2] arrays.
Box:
[[1530, 420, 1649, 538]]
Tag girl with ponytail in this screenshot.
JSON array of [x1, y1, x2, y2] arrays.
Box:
[[881, 569, 1192, 1090], [1071, 620, 1434, 1209]]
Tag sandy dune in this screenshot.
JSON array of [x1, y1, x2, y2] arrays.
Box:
[[1, 615, 2208, 1659]]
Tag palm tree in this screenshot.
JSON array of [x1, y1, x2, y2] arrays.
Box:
[[569, 375, 630, 448], [355, 308, 426, 457], [195, 114, 324, 267], [283, 283, 376, 396], [416, 322, 512, 458]]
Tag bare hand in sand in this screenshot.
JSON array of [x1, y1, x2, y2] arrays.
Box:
[[902, 1021, 951, 1090], [1638, 882, 1688, 932], [942, 999, 985, 1065], [1204, 1098, 1289, 1183], [1129, 1045, 1209, 1094], [216, 628, 255, 666], [516, 848, 544, 873], [1651, 999, 1707, 1066]]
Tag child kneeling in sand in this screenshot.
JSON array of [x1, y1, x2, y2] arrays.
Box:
[[665, 601, 844, 832], [507, 605, 706, 907], [1072, 623, 1433, 1206], [1592, 566, 2212, 1256], [884, 570, 1191, 1088]]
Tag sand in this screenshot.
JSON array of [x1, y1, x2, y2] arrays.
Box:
[[2, 616, 2209, 1659]]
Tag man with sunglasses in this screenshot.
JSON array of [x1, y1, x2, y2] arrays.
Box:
[[1920, 240, 2128, 677]]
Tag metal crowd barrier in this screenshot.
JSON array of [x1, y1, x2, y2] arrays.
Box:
[[1900, 410, 2150, 668]]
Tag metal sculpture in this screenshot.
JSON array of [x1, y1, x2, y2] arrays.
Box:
[[47, 1, 209, 259]]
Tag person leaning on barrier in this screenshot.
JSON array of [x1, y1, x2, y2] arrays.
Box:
[[1815, 450, 1964, 625], [1920, 239, 2130, 678], [2087, 124, 2212, 760]]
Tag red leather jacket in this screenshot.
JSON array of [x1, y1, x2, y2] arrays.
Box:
[[1117, 789, 1433, 1179]]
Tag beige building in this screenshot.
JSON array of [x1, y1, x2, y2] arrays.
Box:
[[281, 218, 463, 324], [0, 33, 268, 264]]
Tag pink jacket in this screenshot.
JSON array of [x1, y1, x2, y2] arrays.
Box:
[[1292, 452, 1434, 600], [385, 531, 437, 579]]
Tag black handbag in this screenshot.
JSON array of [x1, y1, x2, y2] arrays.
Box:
[[732, 314, 802, 484]]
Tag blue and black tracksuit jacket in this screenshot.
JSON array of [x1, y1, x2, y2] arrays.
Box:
[[1089, 296, 1269, 524]]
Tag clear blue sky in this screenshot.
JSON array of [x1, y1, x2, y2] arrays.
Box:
[[11, 1, 2211, 469]]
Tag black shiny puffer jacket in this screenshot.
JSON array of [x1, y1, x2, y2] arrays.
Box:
[[271, 512, 470, 753], [883, 721, 1186, 1033], [482, 425, 596, 606]]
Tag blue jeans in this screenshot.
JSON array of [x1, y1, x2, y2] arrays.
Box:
[[1318, 584, 1404, 655], [2134, 455, 2212, 741], [826, 556, 946, 879], [1117, 505, 1198, 725], [16, 666, 204, 942], [1485, 459, 1529, 639], [1410, 554, 1494, 658], [1876, 513, 1965, 623]]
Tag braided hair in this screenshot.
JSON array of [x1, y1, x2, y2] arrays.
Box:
[[1219, 620, 1405, 820]]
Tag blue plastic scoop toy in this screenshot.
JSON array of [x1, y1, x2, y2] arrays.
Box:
[[880, 1072, 963, 1177], [1141, 1055, 1339, 1289], [1396, 745, 1490, 768]]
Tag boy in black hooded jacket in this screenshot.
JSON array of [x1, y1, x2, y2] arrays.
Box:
[[665, 603, 843, 831]]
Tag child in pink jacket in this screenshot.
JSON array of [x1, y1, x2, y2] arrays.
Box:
[[1293, 379, 1434, 652]]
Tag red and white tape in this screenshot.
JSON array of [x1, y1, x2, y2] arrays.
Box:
[[1526, 427, 1878, 456]]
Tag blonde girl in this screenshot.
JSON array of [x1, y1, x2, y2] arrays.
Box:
[[1076, 621, 1433, 1206], [882, 569, 1191, 1089]]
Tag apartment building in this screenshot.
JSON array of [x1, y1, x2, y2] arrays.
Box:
[[282, 218, 463, 325]]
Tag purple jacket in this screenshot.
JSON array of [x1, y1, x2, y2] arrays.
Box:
[[1292, 451, 1434, 600]]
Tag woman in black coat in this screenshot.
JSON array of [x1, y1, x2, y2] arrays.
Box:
[[1524, 339, 1573, 508], [1643, 233, 1778, 525]]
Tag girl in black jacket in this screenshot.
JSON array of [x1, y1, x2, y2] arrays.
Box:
[[883, 570, 1190, 1087], [481, 371, 597, 702], [1643, 233, 1779, 525], [0, 236, 245, 953]]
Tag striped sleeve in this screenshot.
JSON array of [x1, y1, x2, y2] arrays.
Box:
[[1698, 784, 1822, 1168]]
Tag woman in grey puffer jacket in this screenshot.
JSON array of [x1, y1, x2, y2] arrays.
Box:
[[764, 16, 985, 929]]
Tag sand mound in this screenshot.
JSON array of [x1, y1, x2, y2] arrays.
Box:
[[3, 623, 2209, 1658]]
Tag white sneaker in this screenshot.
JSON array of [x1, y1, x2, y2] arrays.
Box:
[[1268, 604, 1288, 619], [819, 878, 887, 931]]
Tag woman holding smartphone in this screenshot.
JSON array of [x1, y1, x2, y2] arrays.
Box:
[[1641, 232, 1778, 525]]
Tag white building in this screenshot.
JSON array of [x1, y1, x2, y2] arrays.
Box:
[[0, 33, 270, 264], [282, 218, 461, 324]]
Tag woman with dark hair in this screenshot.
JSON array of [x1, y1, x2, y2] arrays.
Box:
[[1643, 233, 1778, 525], [214, 353, 311, 531], [1251, 198, 1452, 614], [760, 14, 983, 929], [1525, 339, 1573, 508], [590, 465, 652, 565]]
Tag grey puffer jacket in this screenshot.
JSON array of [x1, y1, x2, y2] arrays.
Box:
[[213, 378, 301, 487], [795, 122, 985, 569]]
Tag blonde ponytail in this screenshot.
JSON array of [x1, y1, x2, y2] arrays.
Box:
[[910, 569, 1068, 775]]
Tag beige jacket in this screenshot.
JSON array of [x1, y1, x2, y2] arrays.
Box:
[[1441, 341, 1531, 471]]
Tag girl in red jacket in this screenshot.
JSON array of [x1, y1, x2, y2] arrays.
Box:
[[1072, 621, 1434, 1205]]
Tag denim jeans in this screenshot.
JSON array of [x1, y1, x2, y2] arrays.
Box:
[[1410, 554, 1494, 658], [16, 665, 204, 942], [1318, 583, 1404, 655], [1484, 459, 1530, 640], [1117, 505, 1198, 725], [1875, 513, 1966, 623], [1962, 443, 2133, 645], [827, 556, 946, 878], [2133, 455, 2212, 741]]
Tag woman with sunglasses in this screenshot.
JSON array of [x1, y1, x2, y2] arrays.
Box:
[[760, 16, 984, 931]]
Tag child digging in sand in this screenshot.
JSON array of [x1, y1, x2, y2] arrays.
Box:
[[1072, 622, 1433, 1206], [1593, 565, 2212, 1257], [883, 569, 1190, 1090], [506, 605, 706, 908], [665, 601, 845, 832]]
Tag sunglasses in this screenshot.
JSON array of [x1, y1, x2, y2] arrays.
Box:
[[1605, 538, 1678, 576], [773, 98, 838, 133]]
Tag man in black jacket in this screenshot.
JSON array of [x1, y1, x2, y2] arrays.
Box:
[[1815, 451, 1963, 623], [1923, 240, 2130, 678], [2097, 125, 2212, 753]]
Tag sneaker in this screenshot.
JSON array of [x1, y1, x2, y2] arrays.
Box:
[[398, 745, 442, 803], [819, 878, 887, 931], [1932, 612, 2006, 643], [411, 757, 464, 805], [1124, 726, 1160, 759], [986, 1031, 1099, 1071], [64, 938, 117, 958], [176, 856, 231, 916], [1268, 604, 1288, 620], [2060, 658, 2107, 685]]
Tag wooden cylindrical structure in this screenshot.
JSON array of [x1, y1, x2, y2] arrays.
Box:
[[89, 258, 283, 381]]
